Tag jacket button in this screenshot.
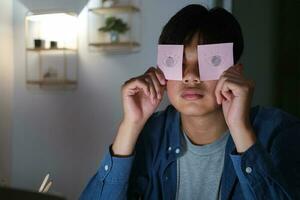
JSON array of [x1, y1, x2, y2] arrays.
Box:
[[104, 165, 109, 171], [245, 166, 252, 174], [168, 146, 172, 151], [175, 148, 180, 154]]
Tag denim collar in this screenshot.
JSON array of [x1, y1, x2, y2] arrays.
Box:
[[165, 106, 182, 156]]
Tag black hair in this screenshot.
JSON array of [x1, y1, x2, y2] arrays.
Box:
[[158, 4, 244, 63]]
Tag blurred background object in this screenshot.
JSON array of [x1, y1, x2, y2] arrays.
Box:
[[0, 186, 65, 200], [0, 0, 299, 199], [232, 0, 300, 116]]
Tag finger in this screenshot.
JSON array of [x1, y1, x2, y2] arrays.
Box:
[[147, 72, 163, 99], [232, 64, 243, 74], [236, 63, 244, 72], [225, 68, 242, 77], [220, 81, 235, 101], [123, 78, 150, 97], [155, 68, 167, 97], [221, 89, 233, 101], [221, 71, 245, 83], [155, 66, 166, 85], [144, 75, 157, 103], [225, 65, 242, 76], [216, 72, 245, 104], [146, 67, 166, 86], [220, 78, 245, 101], [216, 68, 236, 100], [215, 74, 228, 104]]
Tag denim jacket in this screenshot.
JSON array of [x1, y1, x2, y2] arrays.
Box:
[[80, 105, 300, 200]]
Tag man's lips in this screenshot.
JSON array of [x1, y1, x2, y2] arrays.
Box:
[[181, 89, 204, 100]]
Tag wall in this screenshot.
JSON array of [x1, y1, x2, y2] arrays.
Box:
[[0, 0, 14, 187], [232, 0, 278, 106], [273, 0, 300, 116], [12, 0, 213, 199]]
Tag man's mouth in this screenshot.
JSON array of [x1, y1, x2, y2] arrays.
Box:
[[181, 89, 204, 100]]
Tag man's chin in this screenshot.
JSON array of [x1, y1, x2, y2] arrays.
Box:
[[176, 103, 220, 117]]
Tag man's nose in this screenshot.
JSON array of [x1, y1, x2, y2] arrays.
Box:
[[182, 64, 201, 84]]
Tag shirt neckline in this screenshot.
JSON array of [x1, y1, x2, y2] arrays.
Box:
[[181, 130, 230, 156]]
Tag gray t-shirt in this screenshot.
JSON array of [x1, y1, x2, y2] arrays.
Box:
[[176, 130, 229, 200]]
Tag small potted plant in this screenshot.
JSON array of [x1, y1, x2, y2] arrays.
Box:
[[98, 16, 130, 43]]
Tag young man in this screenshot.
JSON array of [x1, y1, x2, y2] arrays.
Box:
[[80, 4, 300, 200]]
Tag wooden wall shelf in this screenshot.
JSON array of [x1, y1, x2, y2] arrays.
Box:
[[87, 1, 141, 53], [26, 48, 77, 52], [89, 5, 140, 14], [27, 80, 77, 85], [25, 12, 78, 89], [89, 41, 140, 48]]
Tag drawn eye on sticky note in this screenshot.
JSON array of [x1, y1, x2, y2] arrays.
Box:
[[197, 43, 234, 81], [211, 55, 222, 66], [157, 45, 183, 80], [164, 56, 176, 67]]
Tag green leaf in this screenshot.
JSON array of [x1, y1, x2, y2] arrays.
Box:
[[98, 16, 130, 33]]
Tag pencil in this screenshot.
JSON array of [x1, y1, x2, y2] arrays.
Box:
[[39, 173, 49, 192], [43, 181, 52, 193]]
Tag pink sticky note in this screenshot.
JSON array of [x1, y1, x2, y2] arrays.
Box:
[[157, 45, 183, 80], [197, 43, 234, 81]]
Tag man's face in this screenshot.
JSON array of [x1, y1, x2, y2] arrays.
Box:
[[166, 36, 221, 116]]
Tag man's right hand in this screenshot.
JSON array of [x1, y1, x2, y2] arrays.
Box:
[[122, 67, 166, 125], [112, 67, 166, 156]]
